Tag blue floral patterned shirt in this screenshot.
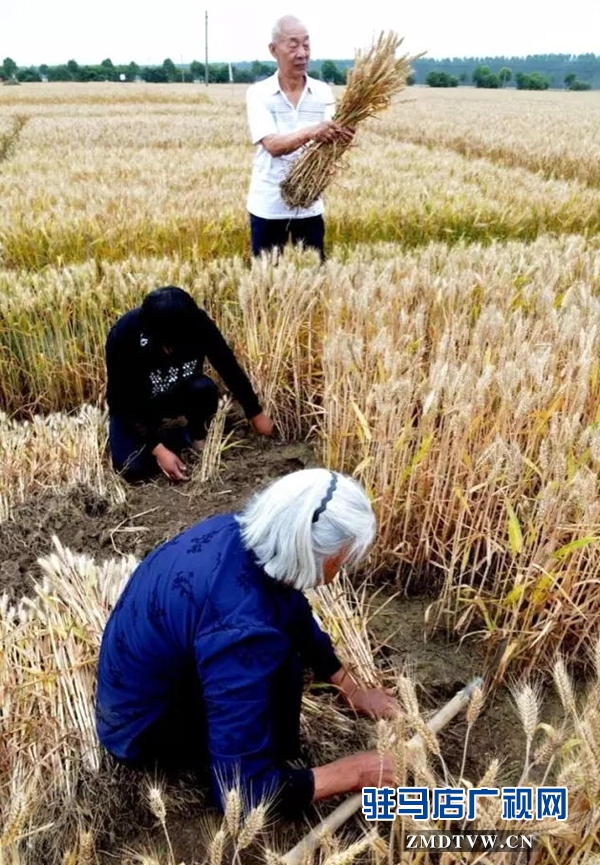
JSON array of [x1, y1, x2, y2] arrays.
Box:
[[95, 513, 341, 815]]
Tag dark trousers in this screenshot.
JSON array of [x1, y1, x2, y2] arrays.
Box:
[[127, 671, 210, 781], [114, 660, 304, 802], [250, 213, 325, 261], [109, 374, 219, 481]]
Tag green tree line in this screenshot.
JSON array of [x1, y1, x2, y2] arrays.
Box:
[[426, 62, 592, 91], [0, 56, 350, 85], [4, 53, 596, 90], [417, 53, 599, 89]]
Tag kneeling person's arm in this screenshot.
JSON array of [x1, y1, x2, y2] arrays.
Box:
[[200, 312, 266, 424]]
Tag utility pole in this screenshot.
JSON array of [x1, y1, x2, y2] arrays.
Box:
[[204, 10, 209, 87]]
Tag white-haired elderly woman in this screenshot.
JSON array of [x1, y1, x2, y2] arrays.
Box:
[[96, 468, 397, 816]]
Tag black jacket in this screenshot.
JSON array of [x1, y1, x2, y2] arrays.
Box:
[[106, 307, 261, 448]]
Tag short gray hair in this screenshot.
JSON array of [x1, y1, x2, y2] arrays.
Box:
[[236, 468, 376, 590], [271, 15, 307, 44]]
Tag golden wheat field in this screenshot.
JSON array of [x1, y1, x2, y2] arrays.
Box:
[[2, 81, 600, 864]]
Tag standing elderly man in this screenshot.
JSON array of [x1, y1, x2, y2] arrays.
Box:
[[246, 15, 353, 260]]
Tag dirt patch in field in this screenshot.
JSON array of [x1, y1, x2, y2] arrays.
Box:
[[366, 592, 566, 787], [0, 437, 319, 599]]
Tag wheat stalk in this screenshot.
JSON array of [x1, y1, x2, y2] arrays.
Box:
[[459, 684, 485, 784], [208, 828, 227, 865], [280, 32, 417, 209], [224, 788, 242, 839], [192, 396, 233, 486], [236, 804, 266, 852]]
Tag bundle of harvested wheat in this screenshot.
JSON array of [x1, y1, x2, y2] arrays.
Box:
[[280, 31, 416, 210]]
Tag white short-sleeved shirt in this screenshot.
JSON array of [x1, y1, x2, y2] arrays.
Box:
[[246, 73, 335, 220]]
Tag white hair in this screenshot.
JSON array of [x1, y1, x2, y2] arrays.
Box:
[[236, 468, 376, 591], [271, 15, 307, 44]]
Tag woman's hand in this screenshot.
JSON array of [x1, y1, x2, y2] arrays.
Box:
[[345, 686, 401, 720], [312, 749, 395, 801], [152, 443, 189, 482], [330, 667, 401, 719], [250, 412, 275, 437]]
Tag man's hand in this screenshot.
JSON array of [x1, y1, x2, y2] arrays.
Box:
[[312, 121, 355, 146], [260, 123, 354, 158], [250, 412, 275, 437], [312, 120, 340, 143], [152, 443, 189, 482]]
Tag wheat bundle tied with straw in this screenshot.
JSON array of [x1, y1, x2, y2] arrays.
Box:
[[281, 31, 417, 210]]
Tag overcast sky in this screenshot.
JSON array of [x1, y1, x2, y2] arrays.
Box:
[[3, 0, 600, 66]]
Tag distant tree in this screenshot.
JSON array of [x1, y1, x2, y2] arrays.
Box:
[[141, 66, 168, 83], [515, 71, 549, 90], [39, 64, 49, 78], [426, 71, 458, 87], [46, 64, 73, 82], [321, 59, 345, 85], [528, 71, 549, 90], [232, 66, 253, 84], [473, 65, 499, 88], [126, 61, 140, 81], [78, 66, 104, 82], [250, 59, 273, 80], [515, 72, 528, 89], [2, 57, 18, 79], [209, 63, 229, 83], [564, 71, 577, 87], [190, 60, 205, 81], [459, 72, 468, 83], [309, 67, 322, 80], [406, 72, 416, 86], [472, 64, 490, 86], [99, 58, 118, 81], [162, 58, 178, 82], [17, 66, 42, 83], [67, 59, 80, 79], [568, 79, 592, 90], [498, 67, 512, 87]]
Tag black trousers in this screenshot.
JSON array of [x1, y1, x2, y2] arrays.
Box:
[[250, 213, 325, 261], [115, 658, 304, 792], [128, 671, 210, 780], [109, 374, 219, 481]]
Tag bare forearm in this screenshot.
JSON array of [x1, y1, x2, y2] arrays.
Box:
[[312, 754, 361, 801], [312, 751, 390, 802], [261, 126, 316, 157], [330, 666, 360, 699]]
